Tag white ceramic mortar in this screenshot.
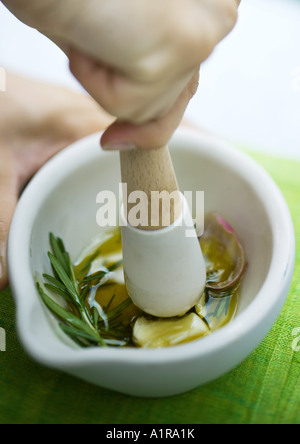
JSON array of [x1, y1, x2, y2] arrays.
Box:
[[8, 128, 295, 397]]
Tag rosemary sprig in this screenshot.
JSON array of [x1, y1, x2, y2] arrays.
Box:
[[37, 284, 103, 343], [37, 233, 131, 348]]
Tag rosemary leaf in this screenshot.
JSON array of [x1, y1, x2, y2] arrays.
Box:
[[80, 270, 108, 284], [38, 232, 134, 350], [48, 252, 79, 302], [105, 298, 132, 322], [49, 233, 70, 275], [59, 324, 102, 344], [103, 295, 115, 313], [92, 306, 99, 329], [37, 284, 102, 343], [59, 326, 90, 348], [80, 285, 89, 300], [108, 260, 123, 272], [43, 274, 67, 292], [65, 252, 79, 294], [44, 283, 72, 301], [78, 250, 100, 281]]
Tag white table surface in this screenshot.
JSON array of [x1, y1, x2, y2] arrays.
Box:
[[1, 0, 300, 160]]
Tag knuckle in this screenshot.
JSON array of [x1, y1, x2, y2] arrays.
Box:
[[222, 1, 239, 30], [186, 72, 200, 99], [187, 79, 199, 99]]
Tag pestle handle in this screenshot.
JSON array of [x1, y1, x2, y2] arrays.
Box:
[[120, 146, 182, 231]]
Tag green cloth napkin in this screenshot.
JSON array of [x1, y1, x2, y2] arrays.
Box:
[[0, 151, 299, 425]]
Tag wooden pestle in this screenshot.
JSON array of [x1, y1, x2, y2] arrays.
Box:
[[119, 145, 206, 317], [120, 146, 182, 230]]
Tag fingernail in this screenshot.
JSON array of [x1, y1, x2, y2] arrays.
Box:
[[102, 142, 137, 152]]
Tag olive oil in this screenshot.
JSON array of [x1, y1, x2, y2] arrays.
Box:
[[72, 213, 245, 348], [38, 214, 246, 349], [76, 232, 141, 316]]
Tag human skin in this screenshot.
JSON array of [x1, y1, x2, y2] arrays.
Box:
[[0, 72, 207, 290], [0, 72, 114, 290], [0, 1, 241, 287], [2, 0, 240, 149]]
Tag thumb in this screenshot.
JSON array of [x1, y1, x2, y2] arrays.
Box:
[[0, 150, 18, 291]]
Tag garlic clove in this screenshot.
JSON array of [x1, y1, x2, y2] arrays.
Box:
[[133, 313, 209, 348]]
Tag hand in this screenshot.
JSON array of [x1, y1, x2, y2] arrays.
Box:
[[0, 72, 114, 290], [66, 0, 239, 124], [99, 69, 200, 151], [3, 0, 239, 148]]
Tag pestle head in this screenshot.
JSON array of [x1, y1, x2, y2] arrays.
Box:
[[120, 194, 206, 318]]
